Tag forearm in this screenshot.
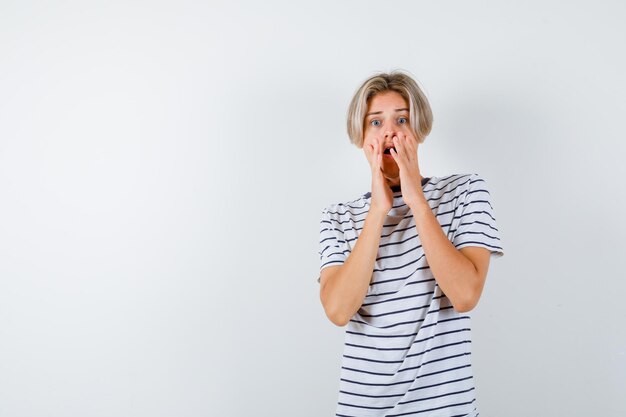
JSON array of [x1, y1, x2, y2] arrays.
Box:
[[410, 198, 480, 312], [322, 210, 387, 325]]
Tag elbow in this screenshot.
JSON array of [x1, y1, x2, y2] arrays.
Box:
[[321, 297, 351, 326], [454, 300, 476, 313], [325, 306, 350, 327], [452, 291, 480, 313], [331, 313, 350, 327], [320, 282, 351, 326]]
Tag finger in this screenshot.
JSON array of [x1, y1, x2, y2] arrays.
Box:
[[393, 135, 401, 154], [366, 142, 374, 160], [390, 146, 399, 160], [398, 132, 411, 154], [403, 131, 415, 153], [372, 139, 380, 169]]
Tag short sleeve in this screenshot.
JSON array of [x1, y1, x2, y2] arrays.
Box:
[[317, 207, 348, 284], [452, 173, 504, 259]]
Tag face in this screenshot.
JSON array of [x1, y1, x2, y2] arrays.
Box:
[[362, 90, 415, 187]]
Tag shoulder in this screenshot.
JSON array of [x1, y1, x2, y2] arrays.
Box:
[[424, 173, 477, 195], [320, 193, 368, 227], [323, 191, 368, 215]]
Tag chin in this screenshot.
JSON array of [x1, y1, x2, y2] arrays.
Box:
[[384, 174, 400, 184], [383, 169, 400, 180]]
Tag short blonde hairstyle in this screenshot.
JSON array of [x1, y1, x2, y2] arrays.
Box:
[[347, 70, 433, 147]]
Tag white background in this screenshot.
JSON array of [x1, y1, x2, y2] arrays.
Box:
[[1, 1, 625, 416]]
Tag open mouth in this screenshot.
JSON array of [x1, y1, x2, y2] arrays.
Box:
[[383, 147, 396, 155]]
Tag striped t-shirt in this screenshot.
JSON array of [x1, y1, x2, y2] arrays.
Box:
[[318, 173, 504, 417]]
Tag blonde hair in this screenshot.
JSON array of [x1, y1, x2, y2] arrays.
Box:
[[346, 70, 433, 147]]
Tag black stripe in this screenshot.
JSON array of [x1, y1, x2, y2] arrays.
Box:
[[319, 244, 336, 256], [372, 255, 429, 275], [339, 375, 473, 398], [454, 230, 500, 241], [345, 328, 470, 352], [345, 316, 470, 340], [397, 352, 471, 373], [339, 364, 472, 387], [426, 174, 473, 192], [350, 316, 427, 329], [402, 387, 476, 407], [358, 295, 446, 318], [417, 316, 471, 332], [384, 398, 476, 417], [322, 249, 348, 259], [360, 289, 435, 308], [369, 267, 433, 287], [456, 208, 496, 223], [319, 236, 337, 246], [348, 305, 455, 328], [335, 398, 476, 417], [321, 259, 344, 269], [342, 351, 471, 377], [339, 388, 406, 399], [424, 176, 472, 203], [340, 376, 414, 387], [454, 241, 503, 251], [366, 276, 435, 296], [452, 219, 499, 234]]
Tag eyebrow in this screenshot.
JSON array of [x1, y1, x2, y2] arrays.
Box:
[[366, 108, 409, 116]]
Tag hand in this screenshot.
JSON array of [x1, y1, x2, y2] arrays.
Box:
[[389, 132, 427, 209], [363, 136, 393, 215]]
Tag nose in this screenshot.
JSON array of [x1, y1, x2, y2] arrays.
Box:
[[383, 129, 397, 141]]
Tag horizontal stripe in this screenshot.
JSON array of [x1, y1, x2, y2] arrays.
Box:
[[341, 351, 471, 376], [339, 375, 473, 399], [397, 352, 471, 374], [401, 386, 475, 406], [360, 289, 435, 308], [343, 338, 470, 361], [320, 259, 344, 269], [357, 295, 447, 318], [340, 364, 472, 387], [454, 230, 500, 241], [339, 387, 475, 410], [370, 267, 432, 286], [452, 219, 500, 234], [366, 277, 436, 297], [454, 240, 503, 251], [384, 398, 476, 417], [345, 328, 471, 351], [348, 305, 455, 329]]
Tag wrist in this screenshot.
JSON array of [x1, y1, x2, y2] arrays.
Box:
[[367, 207, 388, 222], [409, 198, 431, 217]]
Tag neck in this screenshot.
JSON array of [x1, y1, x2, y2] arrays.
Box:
[[389, 176, 428, 192]]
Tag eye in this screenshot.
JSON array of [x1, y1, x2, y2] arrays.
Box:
[[398, 117, 408, 125], [370, 119, 381, 127]]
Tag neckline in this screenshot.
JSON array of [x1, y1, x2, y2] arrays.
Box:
[[390, 176, 430, 193]]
